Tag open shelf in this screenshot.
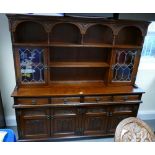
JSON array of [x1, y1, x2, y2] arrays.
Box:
[[50, 67, 107, 82], [50, 23, 81, 44], [14, 21, 47, 43], [49, 43, 113, 48], [49, 62, 109, 68], [84, 24, 113, 44], [115, 26, 143, 46], [50, 47, 111, 64]]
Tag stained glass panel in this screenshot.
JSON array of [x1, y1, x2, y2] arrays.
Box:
[[112, 49, 137, 81], [19, 48, 45, 83]]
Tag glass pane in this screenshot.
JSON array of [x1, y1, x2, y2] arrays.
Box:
[[112, 49, 137, 82], [19, 48, 45, 83]]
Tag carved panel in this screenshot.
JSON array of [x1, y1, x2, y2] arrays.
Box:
[[53, 117, 76, 133], [23, 118, 49, 138], [107, 115, 131, 134], [85, 117, 103, 130]]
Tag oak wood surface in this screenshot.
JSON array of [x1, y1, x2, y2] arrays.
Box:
[[7, 14, 149, 141], [12, 85, 144, 97]]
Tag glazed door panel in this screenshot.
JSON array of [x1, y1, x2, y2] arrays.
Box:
[[51, 107, 78, 137], [19, 108, 50, 139], [15, 47, 48, 85], [82, 106, 107, 136], [110, 49, 141, 85]]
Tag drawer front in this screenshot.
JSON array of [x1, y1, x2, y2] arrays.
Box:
[[113, 95, 139, 102], [86, 106, 107, 114], [16, 98, 49, 105], [109, 105, 137, 115], [54, 107, 76, 115], [84, 96, 112, 103], [51, 97, 80, 104]]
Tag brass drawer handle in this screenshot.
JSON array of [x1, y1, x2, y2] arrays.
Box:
[[31, 99, 36, 105], [124, 96, 128, 101], [64, 98, 68, 104], [96, 97, 100, 102]]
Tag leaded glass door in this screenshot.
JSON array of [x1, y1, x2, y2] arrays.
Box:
[[15, 47, 48, 85], [110, 49, 140, 85]]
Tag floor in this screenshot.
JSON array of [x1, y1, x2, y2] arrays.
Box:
[[7, 119, 155, 142]]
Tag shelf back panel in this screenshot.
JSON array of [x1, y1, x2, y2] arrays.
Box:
[[84, 24, 113, 44], [50, 47, 111, 63], [15, 21, 47, 43], [50, 68, 107, 82], [50, 23, 81, 44], [115, 26, 143, 45]]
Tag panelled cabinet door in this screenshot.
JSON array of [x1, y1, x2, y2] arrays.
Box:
[[110, 48, 141, 85], [14, 47, 48, 85], [51, 107, 78, 137], [18, 108, 50, 139], [82, 106, 107, 136], [106, 105, 136, 134]]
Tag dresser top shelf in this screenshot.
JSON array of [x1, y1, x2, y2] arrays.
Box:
[[11, 84, 144, 97]]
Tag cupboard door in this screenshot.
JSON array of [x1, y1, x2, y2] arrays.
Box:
[[51, 107, 78, 137], [106, 105, 138, 134], [110, 49, 140, 85], [15, 47, 48, 85], [82, 106, 107, 136], [19, 108, 50, 139]]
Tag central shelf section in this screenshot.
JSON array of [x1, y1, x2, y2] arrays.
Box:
[[49, 46, 111, 83], [49, 47, 111, 63]]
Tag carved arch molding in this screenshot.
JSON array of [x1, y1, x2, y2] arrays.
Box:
[[10, 20, 146, 36]]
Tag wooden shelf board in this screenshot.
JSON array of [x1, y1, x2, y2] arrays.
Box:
[[50, 43, 113, 48], [50, 80, 105, 84], [114, 45, 142, 49], [49, 62, 109, 68], [13, 42, 48, 47], [13, 43, 142, 49]]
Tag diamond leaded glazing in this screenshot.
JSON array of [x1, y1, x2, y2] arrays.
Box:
[[19, 48, 44, 83], [112, 49, 137, 81]]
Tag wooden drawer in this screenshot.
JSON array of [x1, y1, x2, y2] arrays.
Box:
[[22, 108, 49, 117], [113, 95, 139, 102], [16, 98, 49, 105], [84, 96, 112, 103], [51, 97, 80, 104], [86, 107, 107, 114], [54, 107, 76, 115], [108, 105, 137, 116]]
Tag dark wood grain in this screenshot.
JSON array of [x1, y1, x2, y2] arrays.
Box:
[[7, 14, 149, 141]]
